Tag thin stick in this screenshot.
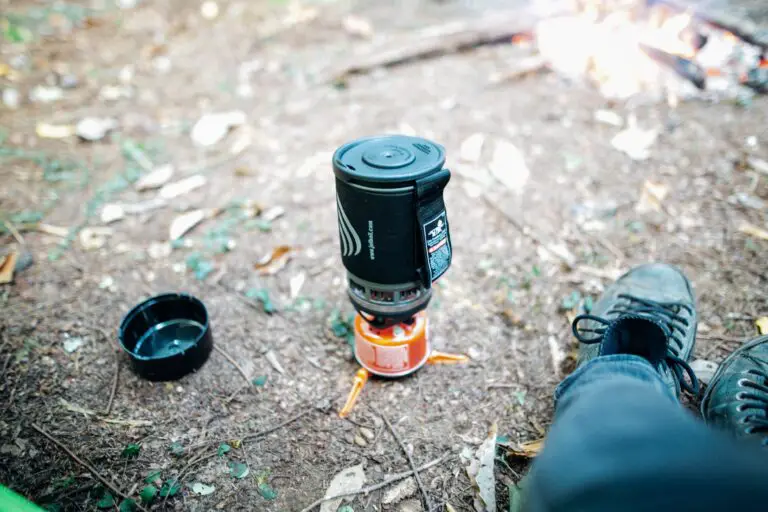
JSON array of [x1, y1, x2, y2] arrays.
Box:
[[701, 335, 749, 359], [376, 408, 432, 511], [298, 452, 451, 512], [104, 351, 120, 416], [187, 408, 314, 450], [1, 219, 25, 245], [213, 345, 251, 384], [162, 452, 216, 508], [30, 424, 147, 511]]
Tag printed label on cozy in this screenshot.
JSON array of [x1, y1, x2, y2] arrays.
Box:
[[422, 211, 451, 281]]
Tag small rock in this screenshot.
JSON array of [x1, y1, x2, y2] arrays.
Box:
[[99, 275, 117, 292], [353, 434, 367, 447], [191, 111, 247, 147], [101, 203, 125, 224], [690, 359, 719, 386], [0, 444, 22, 457], [153, 56, 172, 74], [2, 88, 20, 109], [459, 133, 485, 163], [359, 427, 374, 441], [100, 85, 133, 101], [29, 85, 63, 103], [398, 499, 423, 512], [63, 335, 86, 354], [382, 477, 417, 505], [148, 242, 172, 259], [593, 109, 623, 127], [76, 117, 118, 142]]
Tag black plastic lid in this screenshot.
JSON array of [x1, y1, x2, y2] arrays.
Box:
[[118, 293, 213, 381], [332, 135, 446, 186]]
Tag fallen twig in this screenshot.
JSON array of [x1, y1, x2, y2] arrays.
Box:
[[59, 399, 152, 426], [701, 334, 750, 358], [0, 219, 25, 245], [104, 350, 120, 416], [329, 12, 551, 80], [299, 452, 452, 512], [213, 345, 252, 385], [30, 423, 146, 511], [187, 408, 314, 450], [376, 408, 432, 511]]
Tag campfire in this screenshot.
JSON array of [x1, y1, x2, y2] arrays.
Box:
[[531, 0, 767, 103]]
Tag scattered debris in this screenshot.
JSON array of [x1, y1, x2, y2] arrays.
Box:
[[635, 180, 670, 214], [169, 442, 185, 457], [547, 336, 566, 376], [320, 464, 366, 512], [62, 335, 85, 354], [191, 482, 216, 495], [757, 317, 768, 335], [265, 350, 285, 375], [252, 376, 267, 387], [382, 478, 417, 505], [160, 479, 181, 497], [159, 174, 207, 199], [191, 111, 247, 147], [611, 125, 658, 161], [99, 85, 133, 101], [145, 470, 162, 484], [690, 359, 719, 385], [506, 438, 545, 458], [76, 117, 118, 142], [466, 423, 497, 512], [0, 251, 19, 284], [79, 227, 113, 251], [139, 486, 156, 503], [459, 133, 485, 163], [101, 204, 125, 224], [343, 15, 374, 39], [228, 461, 249, 479], [169, 209, 207, 241], [738, 222, 768, 241], [217, 444, 231, 457], [359, 427, 374, 441], [29, 85, 64, 103], [37, 224, 70, 238], [135, 164, 174, 191], [148, 242, 172, 259], [593, 109, 623, 127], [36, 123, 75, 139], [255, 245, 294, 275], [290, 272, 306, 300], [246, 289, 277, 314], [730, 192, 765, 210], [353, 434, 367, 447], [99, 276, 117, 292], [186, 252, 215, 280]]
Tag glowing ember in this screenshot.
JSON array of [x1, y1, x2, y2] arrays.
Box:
[[530, 0, 764, 102]]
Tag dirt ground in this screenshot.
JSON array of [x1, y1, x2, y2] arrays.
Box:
[[1, 0, 767, 511]]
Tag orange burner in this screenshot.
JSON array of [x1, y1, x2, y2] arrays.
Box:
[[339, 312, 469, 417]]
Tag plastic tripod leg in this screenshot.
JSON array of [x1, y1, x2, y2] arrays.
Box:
[[339, 368, 369, 418]]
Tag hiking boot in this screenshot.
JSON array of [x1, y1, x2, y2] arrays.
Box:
[[571, 263, 699, 398], [701, 335, 768, 446]]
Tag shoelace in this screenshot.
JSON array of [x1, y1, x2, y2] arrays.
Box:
[[736, 362, 768, 445], [572, 293, 699, 394]]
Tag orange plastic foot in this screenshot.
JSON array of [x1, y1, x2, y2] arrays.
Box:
[[339, 368, 370, 418], [427, 350, 470, 365]]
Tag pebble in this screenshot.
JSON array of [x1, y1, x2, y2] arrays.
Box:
[[76, 117, 118, 141], [353, 434, 367, 447], [29, 85, 63, 103], [359, 427, 375, 441]]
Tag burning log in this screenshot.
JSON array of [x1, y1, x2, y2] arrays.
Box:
[[648, 0, 768, 50], [639, 43, 707, 89]]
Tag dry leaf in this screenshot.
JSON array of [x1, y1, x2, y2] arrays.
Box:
[[611, 126, 658, 160], [79, 227, 113, 251], [135, 164, 174, 191], [635, 180, 669, 214], [265, 350, 285, 374], [489, 140, 530, 193], [342, 15, 374, 38], [169, 210, 206, 240], [320, 464, 366, 512], [756, 317, 768, 336], [191, 111, 246, 147], [262, 206, 285, 222], [466, 423, 497, 512], [460, 133, 485, 163], [36, 123, 75, 139], [507, 438, 545, 458], [0, 251, 18, 284], [289, 272, 306, 300], [739, 222, 768, 241], [100, 203, 125, 224], [159, 175, 206, 199], [255, 245, 293, 275], [593, 109, 623, 127]]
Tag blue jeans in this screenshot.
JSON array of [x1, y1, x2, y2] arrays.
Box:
[[526, 355, 768, 511]]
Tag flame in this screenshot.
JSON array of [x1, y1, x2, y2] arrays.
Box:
[[531, 0, 741, 101]]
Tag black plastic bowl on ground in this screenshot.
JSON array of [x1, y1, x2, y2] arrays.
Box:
[[119, 293, 213, 381]]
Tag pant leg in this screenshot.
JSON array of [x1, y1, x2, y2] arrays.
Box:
[[525, 355, 768, 512]]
